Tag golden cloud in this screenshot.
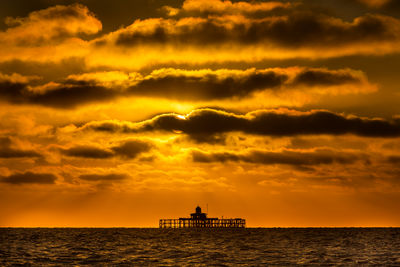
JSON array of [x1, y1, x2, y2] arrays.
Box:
[[0, 4, 101, 63], [1, 3, 400, 67], [81, 108, 400, 138], [0, 67, 376, 108], [88, 12, 400, 68], [2, 4, 101, 45], [163, 0, 292, 17]]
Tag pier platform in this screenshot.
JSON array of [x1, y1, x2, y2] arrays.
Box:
[[159, 206, 246, 228]]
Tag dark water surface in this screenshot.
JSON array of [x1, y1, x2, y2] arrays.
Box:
[[1, 228, 400, 266]]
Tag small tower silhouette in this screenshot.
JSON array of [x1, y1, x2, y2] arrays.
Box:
[[195, 206, 201, 214], [191, 206, 207, 220]]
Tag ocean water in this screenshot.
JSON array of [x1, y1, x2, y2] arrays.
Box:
[[1, 228, 399, 266]]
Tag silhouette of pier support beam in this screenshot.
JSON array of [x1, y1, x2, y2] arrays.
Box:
[[159, 218, 246, 228]]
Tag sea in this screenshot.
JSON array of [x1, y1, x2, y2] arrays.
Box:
[[1, 228, 399, 266]]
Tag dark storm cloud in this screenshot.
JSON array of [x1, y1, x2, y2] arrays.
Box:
[[83, 108, 400, 138], [61, 145, 114, 159], [0, 67, 370, 107], [79, 173, 128, 182], [61, 140, 152, 159], [0, 137, 41, 158], [192, 149, 361, 166], [113, 12, 400, 48], [0, 171, 57, 184]]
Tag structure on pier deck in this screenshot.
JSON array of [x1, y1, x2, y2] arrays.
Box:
[[159, 206, 246, 228]]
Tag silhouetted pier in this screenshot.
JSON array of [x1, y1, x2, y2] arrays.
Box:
[[159, 206, 246, 228]]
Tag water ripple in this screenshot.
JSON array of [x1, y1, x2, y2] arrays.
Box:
[[0, 228, 399, 266]]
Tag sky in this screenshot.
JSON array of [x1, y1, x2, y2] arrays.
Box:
[[1, 0, 400, 227]]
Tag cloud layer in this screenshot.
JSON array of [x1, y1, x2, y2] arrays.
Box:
[[163, 0, 292, 17], [0, 137, 41, 158], [2, 4, 101, 46], [1, 1, 400, 68], [61, 139, 152, 159], [0, 67, 375, 108], [82, 108, 400, 138], [79, 173, 128, 182], [192, 149, 362, 166], [1, 171, 57, 184], [104, 12, 400, 58]]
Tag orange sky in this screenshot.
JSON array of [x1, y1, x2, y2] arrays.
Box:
[[1, 0, 400, 227]]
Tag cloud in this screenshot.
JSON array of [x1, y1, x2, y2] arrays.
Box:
[[192, 149, 362, 166], [0, 72, 39, 103], [0, 67, 374, 108], [163, 0, 292, 17], [82, 108, 400, 138], [61, 139, 152, 159], [131, 68, 373, 100], [130, 68, 287, 100], [289, 136, 369, 150], [0, 4, 101, 63], [2, 4, 102, 46], [86, 10, 400, 67], [110, 12, 400, 51], [0, 137, 41, 158], [292, 68, 362, 87], [61, 145, 114, 159], [0, 73, 121, 108], [356, 0, 400, 14], [111, 139, 152, 159], [79, 173, 129, 182], [0, 148, 41, 159], [2, 2, 400, 67], [0, 171, 57, 184], [28, 82, 119, 108]]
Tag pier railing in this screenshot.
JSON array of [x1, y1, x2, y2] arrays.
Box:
[[159, 218, 246, 228]]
